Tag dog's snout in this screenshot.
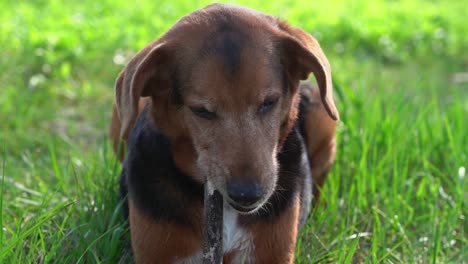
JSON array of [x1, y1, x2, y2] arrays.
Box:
[[226, 180, 264, 209]]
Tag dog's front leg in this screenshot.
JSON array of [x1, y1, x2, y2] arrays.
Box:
[[248, 195, 301, 264], [128, 199, 203, 264]]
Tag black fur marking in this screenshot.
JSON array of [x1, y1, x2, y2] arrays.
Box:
[[119, 170, 129, 220], [169, 68, 184, 106], [281, 69, 289, 94], [218, 33, 242, 76], [120, 105, 203, 228], [198, 11, 251, 77], [200, 31, 245, 76]]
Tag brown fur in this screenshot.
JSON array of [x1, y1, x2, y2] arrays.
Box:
[[248, 194, 300, 263], [110, 3, 338, 262], [128, 199, 203, 263], [300, 83, 337, 202], [223, 251, 240, 264]]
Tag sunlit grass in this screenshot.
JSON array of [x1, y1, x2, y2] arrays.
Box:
[[1, 0, 466, 263]]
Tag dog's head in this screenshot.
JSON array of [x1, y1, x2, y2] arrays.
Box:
[[115, 4, 338, 213]]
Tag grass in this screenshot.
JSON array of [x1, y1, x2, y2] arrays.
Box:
[[1, 0, 466, 263]]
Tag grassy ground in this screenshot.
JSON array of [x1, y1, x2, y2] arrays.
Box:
[[1, 0, 466, 263]]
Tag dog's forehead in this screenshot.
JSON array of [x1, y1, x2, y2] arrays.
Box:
[[168, 4, 284, 107], [186, 47, 281, 107]]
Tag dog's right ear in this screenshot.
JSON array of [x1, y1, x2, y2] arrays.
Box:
[[276, 22, 339, 121], [115, 42, 172, 139]]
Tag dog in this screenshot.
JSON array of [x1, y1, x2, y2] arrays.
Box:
[[109, 3, 338, 263]]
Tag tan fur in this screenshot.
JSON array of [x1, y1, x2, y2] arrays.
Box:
[[128, 199, 203, 263], [223, 251, 240, 264], [248, 194, 300, 264], [300, 83, 337, 202], [110, 103, 123, 161], [277, 21, 339, 121]]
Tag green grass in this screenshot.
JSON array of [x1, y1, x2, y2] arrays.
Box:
[[1, 0, 466, 263]]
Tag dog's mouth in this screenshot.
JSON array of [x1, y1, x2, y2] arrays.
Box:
[[224, 195, 269, 214], [227, 200, 260, 213]]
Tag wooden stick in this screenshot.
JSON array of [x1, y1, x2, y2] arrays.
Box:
[[202, 181, 224, 264]]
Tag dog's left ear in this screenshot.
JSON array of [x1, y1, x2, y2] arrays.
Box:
[[115, 42, 173, 139], [278, 24, 339, 121]]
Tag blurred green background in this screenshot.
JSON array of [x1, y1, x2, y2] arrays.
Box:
[[1, 0, 466, 263], [1, 1, 466, 150]]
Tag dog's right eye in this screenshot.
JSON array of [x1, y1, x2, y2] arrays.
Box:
[[257, 97, 278, 115], [189, 106, 218, 120]]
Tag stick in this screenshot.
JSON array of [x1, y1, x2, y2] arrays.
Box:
[[202, 181, 224, 264]]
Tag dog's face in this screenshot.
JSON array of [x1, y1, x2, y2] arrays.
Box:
[[115, 4, 338, 213], [182, 45, 288, 212]]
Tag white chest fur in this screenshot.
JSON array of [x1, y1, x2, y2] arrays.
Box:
[[176, 204, 254, 264], [223, 204, 254, 262]]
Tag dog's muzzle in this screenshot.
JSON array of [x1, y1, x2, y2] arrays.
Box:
[[226, 180, 264, 213]]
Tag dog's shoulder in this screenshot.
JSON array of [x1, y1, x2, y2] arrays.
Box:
[[123, 106, 204, 227]]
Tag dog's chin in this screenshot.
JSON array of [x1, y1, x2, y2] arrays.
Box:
[[227, 200, 264, 214]]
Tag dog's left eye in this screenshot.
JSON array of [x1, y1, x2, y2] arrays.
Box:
[[190, 106, 218, 120], [258, 98, 278, 115]]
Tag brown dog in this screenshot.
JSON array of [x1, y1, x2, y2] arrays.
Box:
[[110, 3, 338, 263]]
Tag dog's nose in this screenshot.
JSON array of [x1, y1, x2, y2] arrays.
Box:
[[226, 180, 263, 208]]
